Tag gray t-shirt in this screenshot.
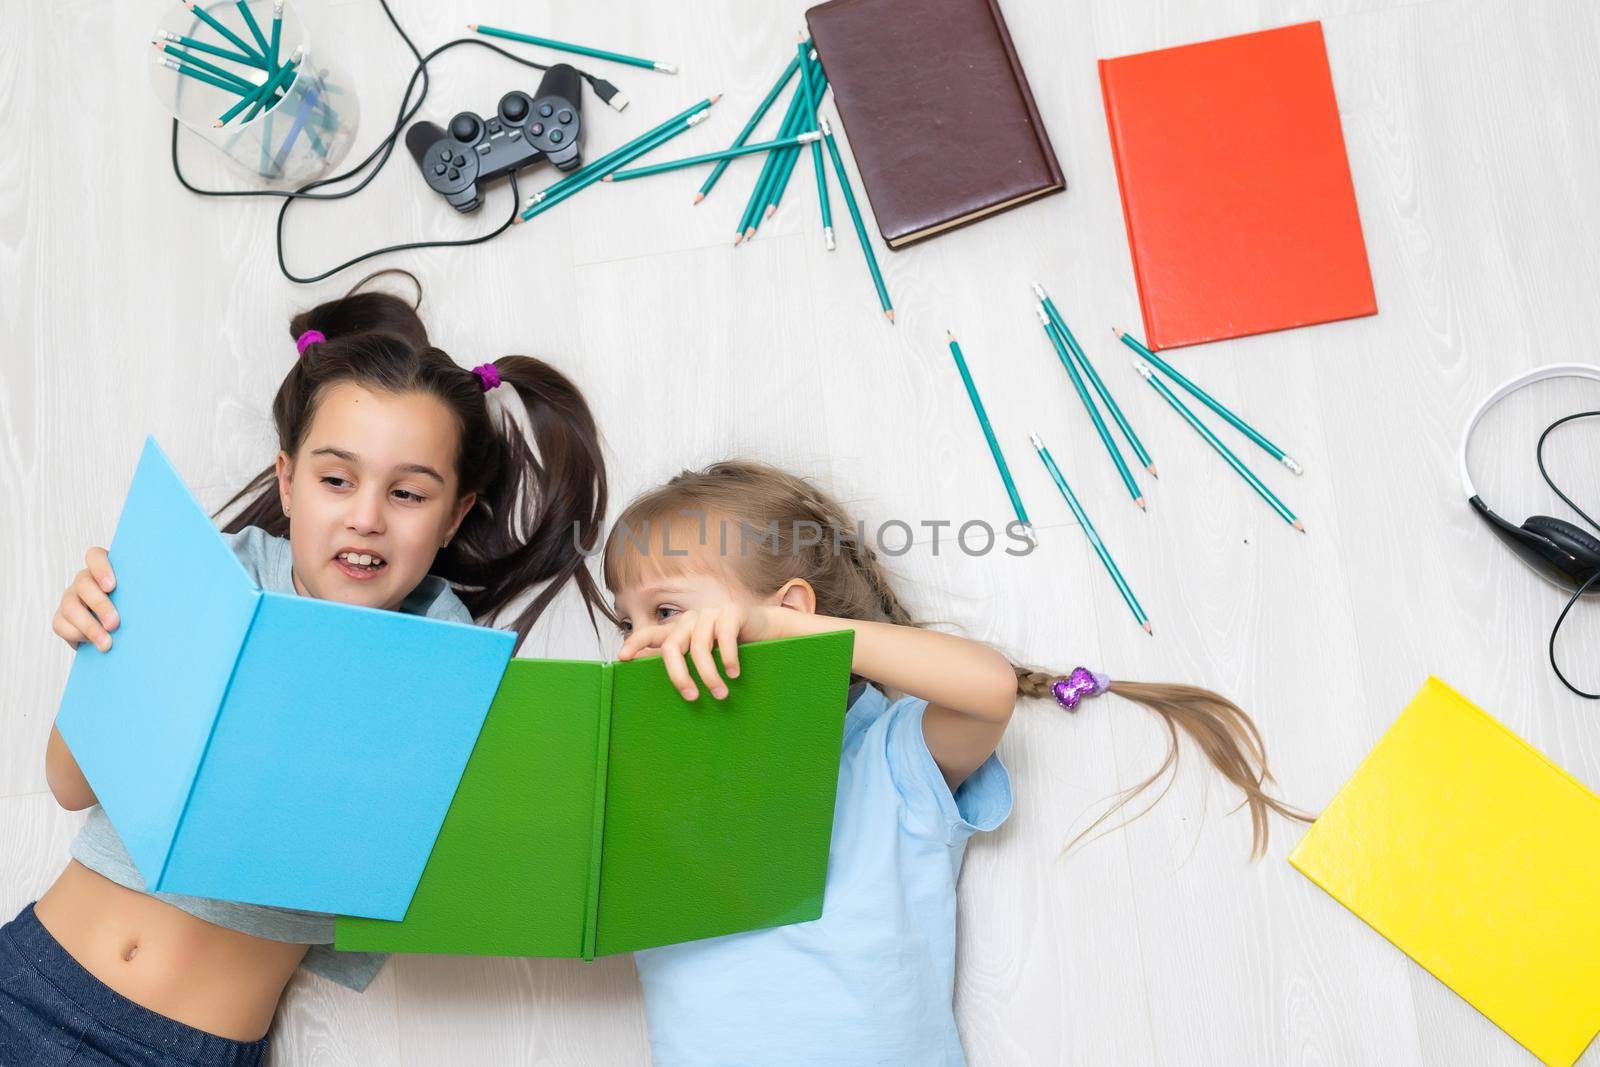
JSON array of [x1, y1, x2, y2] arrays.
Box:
[[69, 526, 477, 992]]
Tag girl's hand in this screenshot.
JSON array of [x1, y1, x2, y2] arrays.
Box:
[[51, 548, 118, 652], [617, 604, 784, 701]]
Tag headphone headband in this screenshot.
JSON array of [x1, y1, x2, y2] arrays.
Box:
[[1460, 363, 1600, 499]]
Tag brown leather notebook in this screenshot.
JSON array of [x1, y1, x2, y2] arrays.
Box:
[[805, 0, 1064, 249]]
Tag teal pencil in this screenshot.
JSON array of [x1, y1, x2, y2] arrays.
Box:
[[1029, 433, 1151, 634], [697, 55, 798, 203], [182, 1, 266, 63], [266, 0, 282, 75], [1132, 360, 1305, 532], [603, 132, 820, 181], [235, 1, 270, 56], [1037, 307, 1143, 509], [154, 30, 268, 71], [155, 55, 255, 98], [155, 43, 260, 95], [797, 41, 832, 249], [521, 105, 714, 221], [1115, 328, 1303, 475], [471, 23, 677, 74], [240, 54, 295, 123], [736, 78, 808, 242], [822, 117, 892, 322], [531, 96, 718, 203], [947, 334, 1034, 544], [1035, 284, 1155, 476]]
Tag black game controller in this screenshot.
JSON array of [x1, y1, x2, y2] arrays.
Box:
[[407, 63, 584, 213]]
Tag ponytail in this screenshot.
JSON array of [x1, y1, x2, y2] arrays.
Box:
[[434, 355, 610, 640], [1016, 666, 1311, 858]]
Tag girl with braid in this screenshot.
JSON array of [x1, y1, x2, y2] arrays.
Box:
[[602, 460, 1307, 1067]]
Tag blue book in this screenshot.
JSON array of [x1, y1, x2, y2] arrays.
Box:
[[54, 438, 516, 920]]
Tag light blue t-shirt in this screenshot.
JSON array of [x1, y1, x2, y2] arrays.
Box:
[[633, 683, 1013, 1067], [69, 526, 476, 992]]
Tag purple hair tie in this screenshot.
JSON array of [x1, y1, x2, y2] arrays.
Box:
[[295, 329, 326, 356], [1052, 667, 1111, 711], [472, 362, 502, 392]]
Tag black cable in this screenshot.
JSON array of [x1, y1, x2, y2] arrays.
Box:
[[1535, 409, 1600, 699], [168, 0, 623, 283], [1536, 410, 1600, 534]]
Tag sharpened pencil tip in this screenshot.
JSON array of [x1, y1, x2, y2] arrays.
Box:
[[601, 175, 613, 182], [732, 233, 743, 245], [1293, 519, 1306, 533], [710, 92, 722, 103], [764, 205, 776, 219], [1113, 327, 1125, 339], [467, 23, 477, 31], [1136, 497, 1146, 511], [744, 227, 755, 239], [1143, 622, 1153, 635], [885, 310, 895, 323], [945, 331, 955, 342], [693, 192, 704, 204], [1147, 464, 1159, 478]]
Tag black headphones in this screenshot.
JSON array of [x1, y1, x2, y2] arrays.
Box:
[[1462, 364, 1600, 697]]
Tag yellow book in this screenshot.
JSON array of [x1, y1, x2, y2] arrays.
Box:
[[1289, 677, 1600, 1066]]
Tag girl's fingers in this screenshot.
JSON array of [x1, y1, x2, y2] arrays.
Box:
[[660, 630, 697, 700], [74, 572, 119, 633], [61, 600, 110, 652], [85, 548, 115, 593], [714, 612, 741, 680], [689, 612, 726, 700], [50, 614, 83, 649]]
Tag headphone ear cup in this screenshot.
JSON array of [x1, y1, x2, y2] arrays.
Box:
[[1523, 515, 1600, 565]]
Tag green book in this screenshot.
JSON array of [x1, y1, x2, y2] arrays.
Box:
[[335, 630, 854, 959]]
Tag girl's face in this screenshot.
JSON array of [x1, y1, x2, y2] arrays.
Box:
[[610, 565, 754, 640], [275, 382, 476, 612]]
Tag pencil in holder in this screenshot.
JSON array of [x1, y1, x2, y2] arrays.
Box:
[[148, 1, 359, 185]]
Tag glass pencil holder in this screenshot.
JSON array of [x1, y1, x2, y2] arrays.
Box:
[[148, 0, 359, 185]]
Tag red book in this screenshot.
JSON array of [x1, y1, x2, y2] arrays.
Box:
[[1099, 21, 1376, 350]]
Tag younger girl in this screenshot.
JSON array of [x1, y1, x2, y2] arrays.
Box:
[[603, 460, 1307, 1067], [4, 273, 608, 1065]]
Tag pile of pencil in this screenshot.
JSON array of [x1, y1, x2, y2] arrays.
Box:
[[153, 1, 302, 130]]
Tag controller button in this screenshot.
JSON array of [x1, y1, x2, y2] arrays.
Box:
[[558, 109, 573, 124], [501, 95, 529, 122], [539, 102, 554, 118], [453, 153, 468, 167], [447, 167, 460, 181], [486, 120, 502, 135], [433, 163, 447, 175], [507, 128, 522, 140], [476, 142, 491, 154], [550, 129, 564, 144], [530, 122, 544, 136], [449, 114, 481, 142], [439, 148, 452, 161]]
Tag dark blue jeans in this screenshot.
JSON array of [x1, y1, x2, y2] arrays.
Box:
[[0, 903, 267, 1066]]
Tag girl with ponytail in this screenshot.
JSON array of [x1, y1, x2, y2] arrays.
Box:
[[600, 459, 1308, 1066], [18, 271, 608, 1064]]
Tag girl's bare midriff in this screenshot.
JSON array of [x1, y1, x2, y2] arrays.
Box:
[[33, 861, 308, 1042]]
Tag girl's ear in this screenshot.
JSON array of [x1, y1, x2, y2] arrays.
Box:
[[445, 492, 478, 546], [773, 578, 817, 615], [274, 451, 294, 517]]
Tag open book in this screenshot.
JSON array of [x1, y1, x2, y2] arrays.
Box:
[[54, 438, 516, 920], [335, 628, 855, 959]]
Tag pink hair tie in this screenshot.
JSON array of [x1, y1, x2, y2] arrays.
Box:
[[1053, 667, 1111, 711], [295, 329, 326, 356], [472, 363, 502, 392]]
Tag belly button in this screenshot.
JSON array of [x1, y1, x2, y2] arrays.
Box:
[[121, 942, 139, 962]]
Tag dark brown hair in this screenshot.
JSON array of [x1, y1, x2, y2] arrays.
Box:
[[218, 270, 609, 643], [603, 459, 1311, 859]]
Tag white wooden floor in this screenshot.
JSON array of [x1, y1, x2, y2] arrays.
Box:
[[4, 0, 1599, 1063]]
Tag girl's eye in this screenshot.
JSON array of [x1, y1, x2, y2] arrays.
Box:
[[320, 475, 350, 489], [618, 619, 633, 636], [655, 605, 680, 622], [393, 489, 426, 503]]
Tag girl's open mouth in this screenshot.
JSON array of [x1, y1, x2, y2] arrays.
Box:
[[333, 550, 388, 581]]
